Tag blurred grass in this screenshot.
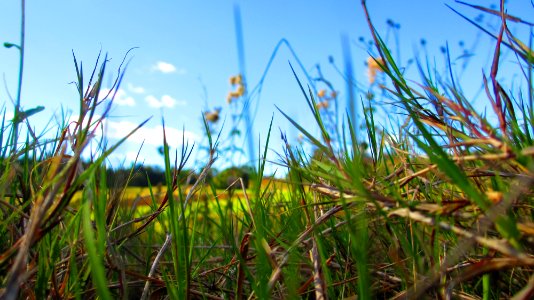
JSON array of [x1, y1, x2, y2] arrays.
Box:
[[2, 1, 534, 299]]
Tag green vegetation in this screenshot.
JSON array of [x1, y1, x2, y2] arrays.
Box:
[[2, 1, 534, 299]]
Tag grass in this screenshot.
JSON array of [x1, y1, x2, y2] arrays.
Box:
[[2, 1, 534, 299]]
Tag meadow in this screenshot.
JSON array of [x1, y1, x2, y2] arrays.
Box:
[[2, 1, 534, 299]]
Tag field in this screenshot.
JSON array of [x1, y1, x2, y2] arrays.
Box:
[[2, 1, 534, 299]]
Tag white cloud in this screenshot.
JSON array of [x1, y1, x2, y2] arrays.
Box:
[[151, 61, 187, 75], [153, 61, 176, 73], [127, 83, 145, 94], [108, 150, 147, 166], [105, 120, 199, 148], [56, 116, 200, 168], [99, 88, 136, 107], [145, 94, 186, 108], [125, 151, 143, 162], [113, 90, 136, 107]]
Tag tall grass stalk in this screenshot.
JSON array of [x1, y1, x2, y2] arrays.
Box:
[[8, 0, 25, 155]]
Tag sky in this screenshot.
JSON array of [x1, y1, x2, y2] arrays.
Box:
[[0, 1, 532, 174]]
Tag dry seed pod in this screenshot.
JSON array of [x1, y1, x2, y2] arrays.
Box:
[[204, 109, 220, 123]]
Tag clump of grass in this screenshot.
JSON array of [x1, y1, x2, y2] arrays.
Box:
[[1, 0, 534, 299], [272, 1, 534, 298]]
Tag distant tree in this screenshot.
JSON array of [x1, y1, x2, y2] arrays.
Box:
[[106, 164, 166, 187], [212, 166, 253, 190]]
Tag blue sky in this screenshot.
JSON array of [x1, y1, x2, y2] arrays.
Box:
[[0, 1, 532, 173]]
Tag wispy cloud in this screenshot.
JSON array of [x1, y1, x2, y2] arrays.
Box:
[[127, 83, 145, 94], [99, 88, 136, 107], [67, 115, 198, 147], [106, 120, 199, 148], [145, 95, 186, 108], [64, 117, 199, 166]]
